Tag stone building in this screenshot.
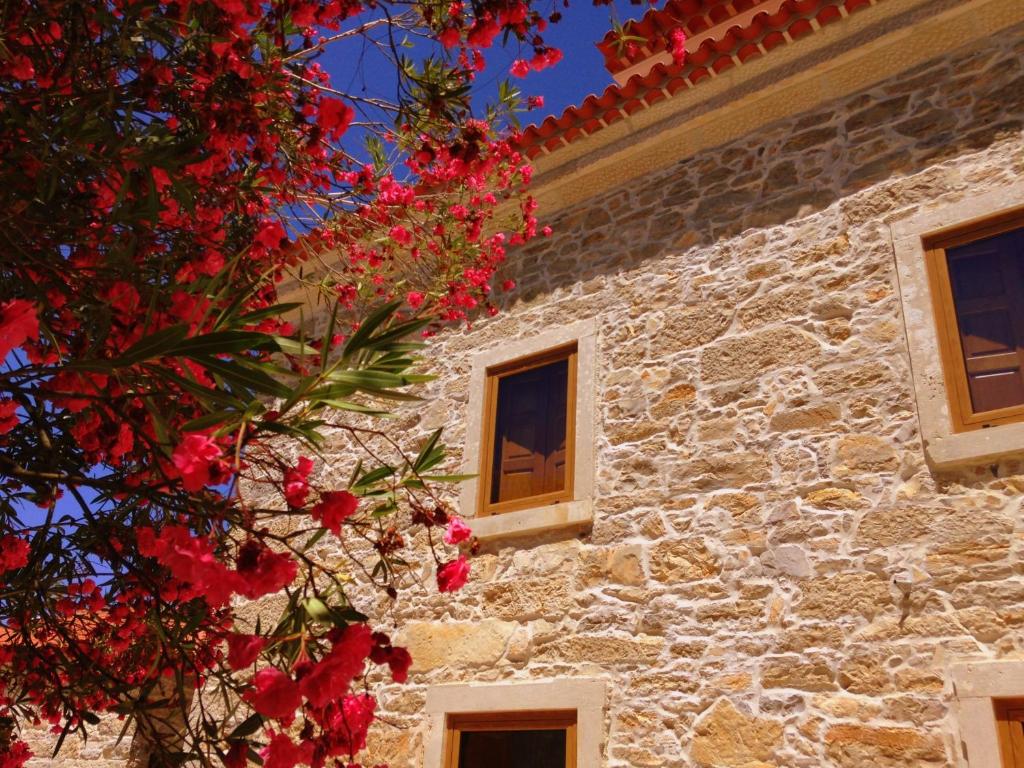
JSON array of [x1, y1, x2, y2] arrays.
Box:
[[367, 1, 1024, 767], [29, 0, 1024, 766]]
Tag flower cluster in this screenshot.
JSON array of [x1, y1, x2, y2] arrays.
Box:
[[0, 0, 544, 763]]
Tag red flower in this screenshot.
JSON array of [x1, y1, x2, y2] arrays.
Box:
[[317, 97, 354, 141], [224, 741, 249, 768], [510, 59, 530, 78], [670, 28, 687, 65], [0, 400, 18, 434], [406, 291, 425, 309], [0, 536, 30, 573], [171, 433, 222, 492], [0, 300, 39, 360], [226, 633, 266, 669], [7, 55, 35, 82], [299, 623, 373, 707], [260, 732, 312, 768], [310, 491, 358, 535], [0, 739, 31, 768], [283, 456, 314, 508], [443, 517, 471, 545], [255, 220, 287, 250], [436, 555, 470, 592], [235, 540, 298, 599], [136, 526, 241, 607], [370, 636, 412, 683], [244, 668, 301, 721]]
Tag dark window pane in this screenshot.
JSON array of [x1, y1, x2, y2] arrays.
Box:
[[490, 358, 569, 504], [946, 229, 1024, 416], [458, 729, 566, 768]]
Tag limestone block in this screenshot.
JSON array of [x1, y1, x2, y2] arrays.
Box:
[[701, 327, 821, 384], [399, 619, 516, 670], [539, 633, 664, 665], [794, 573, 891, 620], [855, 505, 1013, 548], [649, 538, 719, 582], [823, 724, 946, 766], [802, 487, 865, 509], [831, 435, 898, 476], [691, 699, 784, 768], [655, 305, 732, 351], [768, 403, 841, 432], [761, 655, 835, 691], [481, 577, 573, 620]]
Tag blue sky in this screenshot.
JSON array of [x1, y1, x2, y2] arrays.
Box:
[[316, 0, 647, 136]]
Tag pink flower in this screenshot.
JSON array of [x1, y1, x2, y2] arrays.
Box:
[[7, 55, 34, 82], [235, 540, 298, 599], [0, 400, 18, 434], [0, 299, 39, 360], [317, 97, 354, 141], [171, 433, 221, 492], [510, 59, 530, 78], [436, 555, 470, 592], [526, 95, 544, 109], [226, 633, 266, 670], [389, 225, 412, 246], [370, 636, 413, 684], [443, 517, 471, 545], [255, 219, 286, 250], [136, 526, 241, 607], [322, 694, 376, 755], [259, 731, 311, 768], [0, 739, 31, 768], [670, 28, 687, 65], [244, 668, 302, 721], [299, 623, 374, 707], [311, 491, 358, 535], [406, 290, 425, 309], [0, 536, 30, 573], [283, 456, 314, 508]]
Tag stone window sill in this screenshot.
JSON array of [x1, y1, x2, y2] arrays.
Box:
[[926, 421, 1024, 468], [466, 499, 593, 541]]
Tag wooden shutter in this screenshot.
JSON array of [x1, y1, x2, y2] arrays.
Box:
[[482, 349, 575, 513], [491, 364, 553, 504], [946, 230, 1024, 415], [996, 699, 1024, 768]]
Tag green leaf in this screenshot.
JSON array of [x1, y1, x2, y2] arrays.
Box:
[[114, 324, 190, 366], [342, 300, 402, 357], [235, 302, 304, 325], [412, 428, 443, 473], [195, 356, 292, 399], [228, 713, 264, 740], [302, 597, 332, 623], [352, 465, 396, 489], [173, 331, 277, 357]]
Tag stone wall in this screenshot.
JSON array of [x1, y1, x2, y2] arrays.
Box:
[[23, 18, 1024, 768], [365, 27, 1024, 768]]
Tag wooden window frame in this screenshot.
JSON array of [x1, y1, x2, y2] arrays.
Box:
[[443, 709, 578, 768], [924, 207, 1024, 432], [477, 344, 578, 517], [996, 699, 1024, 768]]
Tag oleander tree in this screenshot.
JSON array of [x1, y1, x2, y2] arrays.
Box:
[[0, 0, 592, 764]]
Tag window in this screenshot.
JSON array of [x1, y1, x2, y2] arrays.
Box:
[[925, 210, 1024, 431], [424, 679, 604, 768], [459, 319, 595, 540], [891, 187, 1024, 467], [996, 699, 1024, 768], [951, 660, 1024, 767], [444, 711, 577, 768], [479, 345, 577, 516]]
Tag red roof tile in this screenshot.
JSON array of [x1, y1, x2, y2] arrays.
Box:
[[519, 0, 879, 158]]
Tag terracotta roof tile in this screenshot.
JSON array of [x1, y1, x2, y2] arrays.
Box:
[[520, 0, 879, 158]]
